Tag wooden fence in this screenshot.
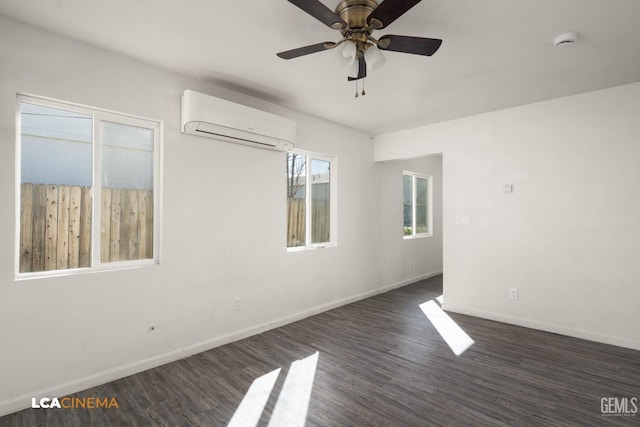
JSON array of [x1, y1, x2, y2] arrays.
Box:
[[287, 198, 329, 247], [19, 183, 153, 273]]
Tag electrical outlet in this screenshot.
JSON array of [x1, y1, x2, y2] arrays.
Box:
[[508, 288, 518, 300], [409, 261, 413, 270], [234, 299, 241, 311]]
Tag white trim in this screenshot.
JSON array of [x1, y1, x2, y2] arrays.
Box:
[[13, 261, 157, 282], [0, 270, 443, 417], [304, 154, 312, 246], [14, 94, 162, 279], [17, 92, 160, 123], [91, 109, 100, 270], [442, 304, 640, 352], [286, 149, 336, 251], [14, 96, 23, 278], [402, 171, 433, 238]]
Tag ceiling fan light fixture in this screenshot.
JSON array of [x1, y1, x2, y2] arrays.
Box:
[[337, 41, 358, 76], [364, 44, 386, 71], [341, 40, 357, 58], [344, 56, 360, 78]]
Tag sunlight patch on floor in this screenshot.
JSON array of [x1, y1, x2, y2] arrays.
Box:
[[420, 300, 474, 356], [228, 368, 281, 427], [267, 351, 319, 427], [229, 351, 319, 427]]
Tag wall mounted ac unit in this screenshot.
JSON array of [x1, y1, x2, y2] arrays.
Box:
[[181, 90, 296, 152]]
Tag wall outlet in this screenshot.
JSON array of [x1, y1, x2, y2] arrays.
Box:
[[409, 261, 413, 270], [234, 299, 241, 311], [508, 288, 518, 300]]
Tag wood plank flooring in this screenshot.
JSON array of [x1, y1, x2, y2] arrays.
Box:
[[2, 275, 639, 426]]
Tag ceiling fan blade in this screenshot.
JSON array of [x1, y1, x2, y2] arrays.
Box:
[[288, 0, 347, 30], [347, 56, 367, 81], [367, 0, 421, 30], [277, 42, 337, 59], [378, 35, 442, 56]]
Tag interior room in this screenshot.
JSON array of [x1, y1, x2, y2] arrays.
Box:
[[1, 0, 639, 425]]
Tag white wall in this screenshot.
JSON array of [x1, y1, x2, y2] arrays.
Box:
[[375, 156, 443, 287], [375, 82, 640, 351], [0, 16, 394, 415]]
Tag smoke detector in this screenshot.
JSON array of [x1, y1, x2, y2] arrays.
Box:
[[554, 32, 579, 48]]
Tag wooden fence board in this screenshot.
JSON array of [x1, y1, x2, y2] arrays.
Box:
[[79, 186, 91, 267], [146, 192, 154, 259], [109, 189, 122, 262], [45, 185, 58, 271], [138, 190, 148, 259], [118, 189, 129, 261], [311, 199, 330, 244], [287, 198, 303, 247], [32, 185, 47, 272], [20, 183, 34, 273], [56, 185, 71, 270], [68, 186, 82, 269], [124, 190, 139, 261], [101, 188, 112, 263]]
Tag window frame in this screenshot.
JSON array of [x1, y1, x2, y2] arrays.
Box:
[[403, 171, 433, 239], [15, 93, 163, 279], [286, 149, 337, 251]]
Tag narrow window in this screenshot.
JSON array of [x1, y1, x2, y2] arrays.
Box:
[[17, 95, 161, 277], [286, 151, 334, 249], [403, 171, 432, 238]]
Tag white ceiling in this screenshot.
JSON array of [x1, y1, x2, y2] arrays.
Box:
[[1, 0, 639, 134]]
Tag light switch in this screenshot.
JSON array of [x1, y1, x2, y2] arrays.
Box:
[[503, 184, 514, 193], [455, 215, 471, 226]]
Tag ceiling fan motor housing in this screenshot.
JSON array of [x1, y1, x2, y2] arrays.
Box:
[[336, 0, 379, 49], [337, 0, 378, 32]]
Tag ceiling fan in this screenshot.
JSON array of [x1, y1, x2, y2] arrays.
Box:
[[277, 0, 442, 94]]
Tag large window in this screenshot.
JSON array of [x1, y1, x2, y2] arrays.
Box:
[[16, 95, 161, 276], [403, 171, 431, 238], [286, 151, 335, 249]]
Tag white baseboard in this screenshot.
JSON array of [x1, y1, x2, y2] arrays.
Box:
[[0, 270, 443, 417], [444, 304, 640, 352]]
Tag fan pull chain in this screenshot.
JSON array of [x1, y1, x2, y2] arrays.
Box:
[[354, 79, 367, 98]]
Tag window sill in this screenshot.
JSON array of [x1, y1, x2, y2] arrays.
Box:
[[403, 234, 432, 240], [286, 244, 336, 253], [15, 259, 158, 281]]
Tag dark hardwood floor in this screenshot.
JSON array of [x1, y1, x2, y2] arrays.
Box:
[[2, 275, 639, 426]]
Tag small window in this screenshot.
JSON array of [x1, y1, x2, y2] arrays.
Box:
[[17, 95, 161, 276], [286, 151, 335, 249], [403, 171, 432, 238]]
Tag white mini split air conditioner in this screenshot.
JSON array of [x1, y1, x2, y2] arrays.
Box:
[[181, 90, 296, 152]]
